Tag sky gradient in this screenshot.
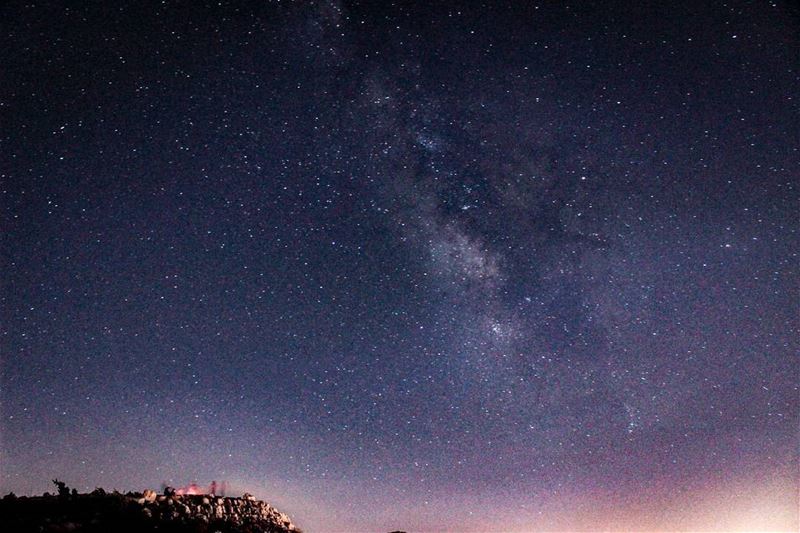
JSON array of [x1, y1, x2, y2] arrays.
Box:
[[2, 1, 798, 531]]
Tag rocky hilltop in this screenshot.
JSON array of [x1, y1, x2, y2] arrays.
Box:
[[0, 488, 301, 533]]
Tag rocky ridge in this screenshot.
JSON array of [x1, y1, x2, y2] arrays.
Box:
[[0, 488, 301, 533]]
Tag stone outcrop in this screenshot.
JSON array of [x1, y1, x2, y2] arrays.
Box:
[[0, 489, 301, 533]]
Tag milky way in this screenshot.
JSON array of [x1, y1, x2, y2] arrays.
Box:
[[2, 2, 798, 531]]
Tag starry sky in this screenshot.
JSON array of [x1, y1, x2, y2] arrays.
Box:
[[1, 1, 798, 531]]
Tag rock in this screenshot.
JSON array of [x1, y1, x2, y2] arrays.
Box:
[[0, 489, 299, 532]]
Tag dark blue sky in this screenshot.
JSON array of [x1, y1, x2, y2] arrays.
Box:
[[2, 1, 798, 531]]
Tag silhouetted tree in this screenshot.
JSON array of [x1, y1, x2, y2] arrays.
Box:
[[52, 479, 70, 498]]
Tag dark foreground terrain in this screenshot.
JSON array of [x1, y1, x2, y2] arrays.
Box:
[[0, 490, 300, 533]]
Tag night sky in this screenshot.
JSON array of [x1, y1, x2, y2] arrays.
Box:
[[2, 1, 798, 531]]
